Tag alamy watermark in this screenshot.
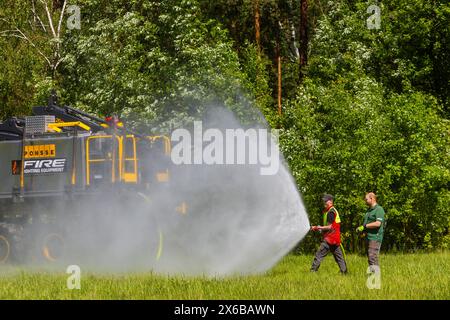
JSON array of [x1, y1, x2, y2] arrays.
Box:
[[170, 121, 280, 176], [367, 4, 381, 30], [366, 265, 381, 289], [66, 5, 81, 30], [66, 265, 81, 290]]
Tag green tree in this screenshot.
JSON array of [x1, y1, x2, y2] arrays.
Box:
[[282, 76, 449, 252], [0, 0, 72, 116], [62, 0, 261, 132]]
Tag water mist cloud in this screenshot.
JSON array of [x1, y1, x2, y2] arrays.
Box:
[[148, 107, 310, 275], [7, 105, 309, 277]]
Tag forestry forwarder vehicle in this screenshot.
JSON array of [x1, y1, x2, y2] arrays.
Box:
[[0, 93, 179, 264]]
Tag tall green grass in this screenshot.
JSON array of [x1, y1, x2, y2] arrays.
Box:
[[0, 252, 448, 299]]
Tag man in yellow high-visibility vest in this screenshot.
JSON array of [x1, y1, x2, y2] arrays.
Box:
[[310, 194, 347, 274]]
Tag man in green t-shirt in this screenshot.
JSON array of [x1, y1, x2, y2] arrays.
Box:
[[356, 192, 385, 271]]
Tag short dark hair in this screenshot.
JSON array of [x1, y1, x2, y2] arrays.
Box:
[[322, 194, 333, 202]]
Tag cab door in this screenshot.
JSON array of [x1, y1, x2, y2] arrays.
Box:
[[121, 135, 138, 183], [86, 136, 122, 186]]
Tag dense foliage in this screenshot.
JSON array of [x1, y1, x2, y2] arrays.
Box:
[[0, 0, 448, 251]]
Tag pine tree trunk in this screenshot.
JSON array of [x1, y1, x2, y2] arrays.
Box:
[[277, 41, 282, 115], [254, 0, 261, 52], [299, 0, 308, 80]]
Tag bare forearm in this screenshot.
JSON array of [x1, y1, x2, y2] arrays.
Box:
[[365, 221, 381, 229]]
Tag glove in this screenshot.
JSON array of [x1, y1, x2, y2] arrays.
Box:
[[356, 225, 365, 232], [311, 226, 319, 232]]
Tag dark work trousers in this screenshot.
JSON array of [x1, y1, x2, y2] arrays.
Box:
[[367, 240, 381, 270], [311, 241, 347, 273]]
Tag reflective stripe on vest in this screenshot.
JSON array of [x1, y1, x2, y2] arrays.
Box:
[[323, 206, 341, 225]]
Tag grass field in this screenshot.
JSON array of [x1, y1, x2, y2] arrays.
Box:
[[0, 252, 448, 299]]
